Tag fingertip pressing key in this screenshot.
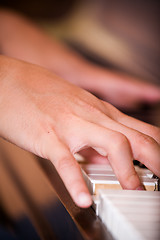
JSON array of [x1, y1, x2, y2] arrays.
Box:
[[136, 185, 145, 190], [77, 192, 92, 208]]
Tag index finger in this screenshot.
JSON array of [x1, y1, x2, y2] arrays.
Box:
[[42, 132, 92, 208]]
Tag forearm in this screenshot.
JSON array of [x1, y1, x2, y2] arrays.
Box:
[[0, 8, 89, 85], [0, 8, 160, 110]]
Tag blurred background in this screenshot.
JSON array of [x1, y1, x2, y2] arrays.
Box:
[[0, 0, 160, 84]]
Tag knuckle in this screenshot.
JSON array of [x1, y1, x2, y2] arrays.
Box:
[[85, 104, 101, 115], [135, 133, 156, 161], [137, 133, 155, 147], [111, 132, 129, 149], [57, 155, 76, 173]]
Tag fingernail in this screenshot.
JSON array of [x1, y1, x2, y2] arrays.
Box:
[[136, 185, 145, 190], [77, 192, 92, 208]]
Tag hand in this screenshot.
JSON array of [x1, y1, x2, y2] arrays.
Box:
[[0, 55, 160, 208], [1, 9, 160, 109], [74, 65, 160, 109]]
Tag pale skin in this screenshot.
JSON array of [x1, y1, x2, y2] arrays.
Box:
[[1, 55, 160, 208], [0, 10, 160, 208]]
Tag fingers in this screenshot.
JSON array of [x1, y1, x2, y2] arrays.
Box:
[[39, 102, 159, 209], [96, 103, 160, 177], [119, 117, 160, 176], [61, 119, 142, 190], [92, 69, 160, 108], [135, 82, 160, 102], [42, 132, 92, 208], [116, 112, 160, 144], [128, 132, 160, 178], [80, 122, 142, 190]]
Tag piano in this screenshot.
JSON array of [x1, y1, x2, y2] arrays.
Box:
[[81, 163, 159, 193], [80, 163, 160, 240], [98, 189, 160, 240]]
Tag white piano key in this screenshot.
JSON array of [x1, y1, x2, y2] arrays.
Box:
[[81, 164, 158, 193], [92, 195, 100, 216], [81, 163, 113, 171], [98, 189, 160, 240], [82, 164, 153, 177], [82, 169, 94, 194], [86, 173, 156, 193], [84, 169, 115, 176], [99, 189, 160, 198], [100, 195, 143, 240]]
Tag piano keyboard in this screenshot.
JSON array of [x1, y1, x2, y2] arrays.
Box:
[[81, 164, 159, 194], [80, 163, 160, 240], [98, 189, 160, 240]]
